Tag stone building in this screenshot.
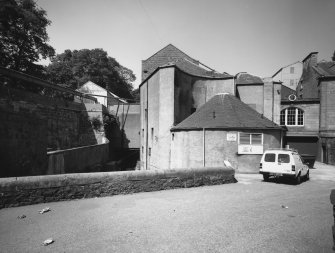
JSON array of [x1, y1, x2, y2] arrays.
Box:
[[76, 81, 127, 107], [280, 52, 335, 165], [235, 73, 282, 124], [139, 45, 284, 171], [140, 45, 335, 169], [77, 80, 141, 149], [314, 61, 335, 164], [170, 93, 283, 173], [273, 61, 303, 91]]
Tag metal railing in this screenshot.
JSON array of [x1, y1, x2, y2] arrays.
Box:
[[0, 66, 97, 103]]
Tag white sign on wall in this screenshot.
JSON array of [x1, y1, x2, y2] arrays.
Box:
[[227, 133, 237, 141], [238, 145, 263, 154]]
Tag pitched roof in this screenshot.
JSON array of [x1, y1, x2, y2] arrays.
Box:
[[236, 72, 263, 85], [281, 85, 297, 100], [171, 93, 282, 131], [313, 61, 335, 76], [296, 57, 319, 99], [142, 44, 200, 80], [168, 58, 232, 79], [143, 44, 198, 64], [142, 44, 232, 81], [272, 61, 301, 78], [77, 81, 127, 103]]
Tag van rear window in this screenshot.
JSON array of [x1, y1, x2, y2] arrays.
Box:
[[278, 154, 290, 163], [264, 153, 276, 162]]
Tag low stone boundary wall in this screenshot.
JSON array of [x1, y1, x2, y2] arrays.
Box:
[[47, 143, 109, 174], [331, 190, 335, 251], [0, 167, 235, 208]]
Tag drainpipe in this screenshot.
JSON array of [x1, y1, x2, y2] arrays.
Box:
[[203, 128, 206, 167], [146, 84, 149, 170], [280, 129, 283, 148]]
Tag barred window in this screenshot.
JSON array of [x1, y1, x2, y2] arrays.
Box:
[[280, 107, 304, 126]]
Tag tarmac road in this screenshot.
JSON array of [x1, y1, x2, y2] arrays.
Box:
[[1, 162, 335, 253]]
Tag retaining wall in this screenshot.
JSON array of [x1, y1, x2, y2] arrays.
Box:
[[0, 167, 235, 208], [47, 143, 109, 175], [0, 87, 110, 177], [331, 190, 335, 250]]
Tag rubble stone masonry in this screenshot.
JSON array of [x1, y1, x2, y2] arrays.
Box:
[[0, 167, 235, 208], [331, 190, 335, 251], [0, 87, 100, 177]]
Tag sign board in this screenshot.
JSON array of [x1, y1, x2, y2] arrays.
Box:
[[227, 133, 237, 142], [238, 145, 263, 154]]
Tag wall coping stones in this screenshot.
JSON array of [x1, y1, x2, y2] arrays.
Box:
[[47, 142, 109, 155], [331, 189, 335, 251], [0, 167, 235, 208]]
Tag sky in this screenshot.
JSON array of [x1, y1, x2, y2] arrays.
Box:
[[36, 0, 335, 89]]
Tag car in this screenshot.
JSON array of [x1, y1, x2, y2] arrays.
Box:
[[259, 148, 309, 184]]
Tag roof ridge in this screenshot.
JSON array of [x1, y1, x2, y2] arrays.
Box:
[[143, 44, 197, 63]]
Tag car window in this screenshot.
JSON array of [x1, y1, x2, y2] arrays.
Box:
[[278, 154, 290, 163], [264, 153, 276, 162]]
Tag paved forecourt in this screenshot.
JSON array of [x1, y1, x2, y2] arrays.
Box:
[[0, 162, 334, 253]]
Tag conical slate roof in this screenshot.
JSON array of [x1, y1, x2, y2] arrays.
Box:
[[171, 93, 282, 131]]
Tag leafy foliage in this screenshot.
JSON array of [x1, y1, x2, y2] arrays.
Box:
[[46, 49, 136, 99], [332, 50, 335, 61], [0, 0, 55, 77], [131, 88, 140, 103]]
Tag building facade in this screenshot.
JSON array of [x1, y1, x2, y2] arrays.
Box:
[[140, 45, 335, 169], [273, 61, 303, 91]]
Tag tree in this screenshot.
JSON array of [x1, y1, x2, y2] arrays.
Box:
[[131, 88, 140, 103], [46, 49, 136, 99], [0, 0, 55, 77], [332, 50, 335, 61]]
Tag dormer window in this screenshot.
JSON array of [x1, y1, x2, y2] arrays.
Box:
[[280, 107, 304, 126]]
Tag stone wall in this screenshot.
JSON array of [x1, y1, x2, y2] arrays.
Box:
[[330, 190, 335, 250], [171, 129, 281, 173], [47, 143, 109, 175], [0, 86, 110, 177], [0, 167, 236, 208]]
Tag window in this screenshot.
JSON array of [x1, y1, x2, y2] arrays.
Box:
[[290, 79, 294, 86], [239, 133, 263, 145], [280, 107, 304, 126], [264, 153, 276, 162], [238, 133, 264, 154], [290, 67, 294, 74], [278, 154, 290, 163]]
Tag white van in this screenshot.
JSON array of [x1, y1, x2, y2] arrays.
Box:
[[259, 149, 309, 184]]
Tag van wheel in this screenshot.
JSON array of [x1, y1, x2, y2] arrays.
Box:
[[263, 174, 269, 182], [305, 171, 309, 181], [295, 174, 301, 185]]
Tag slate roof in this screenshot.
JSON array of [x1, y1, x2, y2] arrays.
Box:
[[296, 53, 319, 99], [142, 44, 232, 82], [163, 58, 232, 79], [281, 85, 297, 100], [171, 93, 282, 131], [142, 44, 199, 80], [313, 61, 335, 76], [236, 72, 263, 85]]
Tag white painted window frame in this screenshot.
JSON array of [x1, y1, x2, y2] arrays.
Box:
[[281, 107, 304, 127], [238, 132, 264, 154]]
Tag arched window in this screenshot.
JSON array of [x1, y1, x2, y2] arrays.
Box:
[[280, 107, 304, 126]]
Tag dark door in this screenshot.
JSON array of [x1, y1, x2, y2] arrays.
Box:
[[284, 136, 318, 156]]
